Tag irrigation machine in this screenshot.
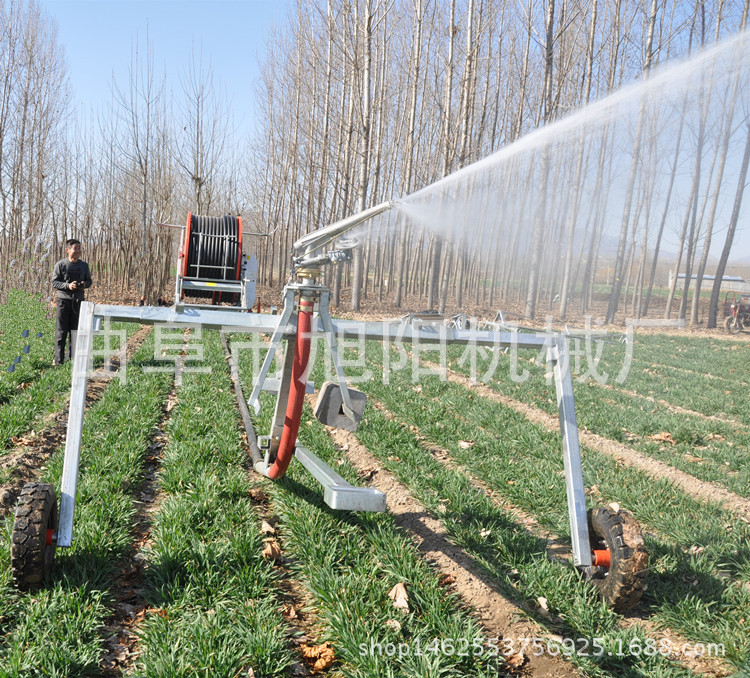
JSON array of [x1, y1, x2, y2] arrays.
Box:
[[10, 204, 648, 612]]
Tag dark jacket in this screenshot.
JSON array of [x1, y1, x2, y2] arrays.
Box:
[[52, 258, 93, 300]]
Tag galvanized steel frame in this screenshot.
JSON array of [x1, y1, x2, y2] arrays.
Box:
[[57, 295, 592, 567]]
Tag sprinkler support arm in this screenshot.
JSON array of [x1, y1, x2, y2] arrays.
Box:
[[292, 200, 393, 259]]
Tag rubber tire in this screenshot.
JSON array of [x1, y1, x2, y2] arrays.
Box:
[[11, 482, 58, 590], [587, 507, 648, 612], [725, 315, 741, 334]]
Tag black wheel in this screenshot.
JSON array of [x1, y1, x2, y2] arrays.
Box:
[[587, 506, 648, 612], [11, 482, 58, 590], [725, 315, 741, 334]]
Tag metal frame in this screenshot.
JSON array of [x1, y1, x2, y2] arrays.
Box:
[[58, 302, 95, 547], [58, 293, 592, 567]]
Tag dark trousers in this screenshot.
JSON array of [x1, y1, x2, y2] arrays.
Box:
[[55, 298, 81, 365]]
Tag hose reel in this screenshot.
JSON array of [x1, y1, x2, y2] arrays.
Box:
[[174, 213, 257, 310], [181, 213, 243, 303]]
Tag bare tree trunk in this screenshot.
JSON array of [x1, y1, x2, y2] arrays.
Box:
[[333, 63, 356, 307], [691, 0, 747, 324], [524, 0, 555, 321], [708, 121, 750, 328], [677, 130, 704, 321], [641, 105, 685, 317], [604, 0, 661, 324], [351, 0, 375, 311], [427, 0, 455, 310], [395, 0, 427, 308], [559, 0, 598, 319]]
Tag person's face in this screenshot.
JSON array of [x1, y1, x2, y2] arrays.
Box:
[[67, 243, 81, 261]]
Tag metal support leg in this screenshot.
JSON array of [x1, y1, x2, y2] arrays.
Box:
[[295, 446, 386, 511], [317, 290, 355, 421], [248, 287, 296, 414], [57, 301, 96, 548], [550, 337, 592, 568], [265, 339, 296, 460]]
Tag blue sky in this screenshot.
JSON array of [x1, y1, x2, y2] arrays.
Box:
[[39, 0, 290, 136]]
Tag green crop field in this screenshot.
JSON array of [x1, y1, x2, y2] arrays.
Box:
[[0, 290, 748, 677]]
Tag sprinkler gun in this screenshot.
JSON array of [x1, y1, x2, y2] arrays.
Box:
[[292, 200, 393, 270]]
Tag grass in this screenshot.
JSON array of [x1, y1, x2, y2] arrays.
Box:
[[322, 349, 681, 676], [438, 336, 750, 500], [0, 291, 54, 372], [594, 334, 748, 418], [344, 340, 750, 671], [130, 328, 293, 676], [0, 305, 141, 454]]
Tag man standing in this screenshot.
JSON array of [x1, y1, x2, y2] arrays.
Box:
[[51, 239, 93, 365]]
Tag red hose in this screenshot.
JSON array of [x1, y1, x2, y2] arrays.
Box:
[[268, 301, 313, 479]]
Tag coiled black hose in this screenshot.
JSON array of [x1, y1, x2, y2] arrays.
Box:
[[184, 214, 242, 301]]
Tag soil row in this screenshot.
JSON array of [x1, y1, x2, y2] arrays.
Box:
[[341, 391, 731, 677]]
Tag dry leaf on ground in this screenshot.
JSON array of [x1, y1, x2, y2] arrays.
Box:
[[262, 539, 282, 561], [300, 641, 336, 673], [437, 573, 456, 587], [536, 596, 552, 619], [388, 582, 410, 614], [261, 520, 276, 535], [649, 432, 675, 444], [506, 651, 527, 672], [249, 488, 268, 503], [384, 619, 402, 632]]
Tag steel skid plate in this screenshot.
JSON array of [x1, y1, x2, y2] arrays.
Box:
[[313, 381, 367, 432], [295, 446, 386, 512]]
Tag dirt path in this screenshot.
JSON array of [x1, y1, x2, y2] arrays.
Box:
[[366, 399, 569, 559], [245, 484, 320, 677], [644, 360, 748, 385], [220, 335, 323, 677], [0, 325, 152, 516], [99, 391, 172, 674], [435, 364, 750, 523]]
